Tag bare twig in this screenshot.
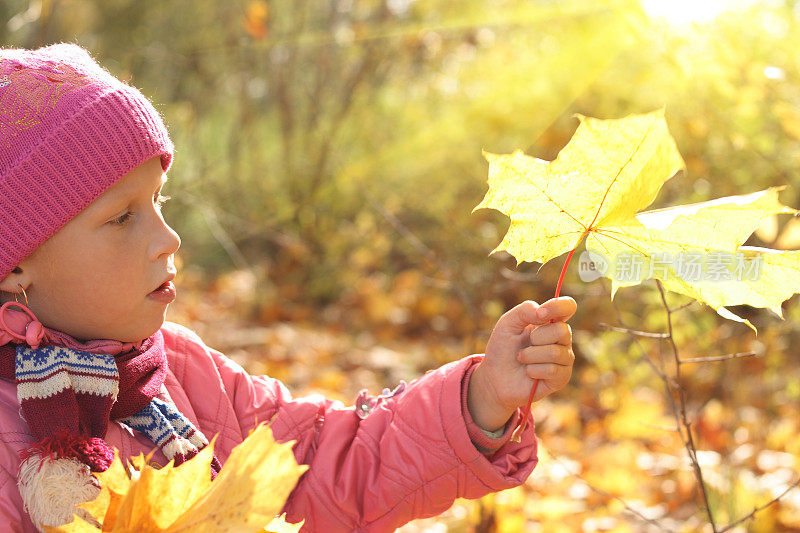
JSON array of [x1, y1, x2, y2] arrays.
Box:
[[598, 280, 668, 383], [363, 191, 436, 262], [655, 280, 718, 532], [669, 301, 695, 314], [199, 204, 253, 272], [599, 323, 670, 338], [718, 476, 800, 532], [603, 281, 694, 530], [680, 352, 758, 364], [602, 321, 756, 363], [361, 189, 479, 325], [601, 282, 791, 531], [500, 268, 540, 282], [547, 453, 673, 532], [602, 280, 712, 530]]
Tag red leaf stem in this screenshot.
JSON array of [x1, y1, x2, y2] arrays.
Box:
[[510, 247, 575, 442]]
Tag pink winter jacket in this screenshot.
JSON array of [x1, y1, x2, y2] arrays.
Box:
[[0, 321, 538, 532]]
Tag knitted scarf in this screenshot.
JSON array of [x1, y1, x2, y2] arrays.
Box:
[[0, 301, 221, 529]]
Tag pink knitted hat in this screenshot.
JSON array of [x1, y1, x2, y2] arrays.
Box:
[[0, 42, 174, 280]]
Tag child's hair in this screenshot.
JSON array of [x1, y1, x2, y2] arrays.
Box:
[[0, 42, 174, 280]]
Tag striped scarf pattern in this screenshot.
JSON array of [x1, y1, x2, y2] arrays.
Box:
[[16, 345, 119, 463], [0, 302, 222, 529], [15, 343, 220, 470], [11, 341, 221, 530], [121, 397, 212, 465]]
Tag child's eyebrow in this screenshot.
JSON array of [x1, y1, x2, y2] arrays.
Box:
[[92, 173, 169, 214]]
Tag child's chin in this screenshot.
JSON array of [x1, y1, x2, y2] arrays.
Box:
[[127, 320, 166, 342], [98, 319, 165, 344]]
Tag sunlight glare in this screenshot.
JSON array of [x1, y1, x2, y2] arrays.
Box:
[[641, 0, 774, 26]]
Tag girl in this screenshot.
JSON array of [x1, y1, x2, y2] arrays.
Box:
[[0, 43, 576, 532]]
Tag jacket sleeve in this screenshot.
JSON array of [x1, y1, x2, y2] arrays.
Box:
[[0, 466, 28, 533], [205, 340, 538, 532]]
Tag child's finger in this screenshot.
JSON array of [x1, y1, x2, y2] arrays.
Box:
[[496, 300, 549, 334], [523, 362, 572, 382], [536, 296, 577, 322], [517, 344, 574, 366], [530, 322, 572, 347]]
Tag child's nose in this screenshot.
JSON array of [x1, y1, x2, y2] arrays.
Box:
[[164, 222, 181, 255], [150, 218, 181, 261]]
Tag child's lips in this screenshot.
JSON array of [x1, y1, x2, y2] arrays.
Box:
[[147, 280, 176, 304]]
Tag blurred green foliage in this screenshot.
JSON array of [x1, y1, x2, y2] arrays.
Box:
[[2, 0, 800, 334]]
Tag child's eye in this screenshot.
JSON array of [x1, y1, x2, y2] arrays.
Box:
[[109, 195, 170, 226], [111, 211, 133, 225]]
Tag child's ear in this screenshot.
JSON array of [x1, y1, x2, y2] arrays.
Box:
[[0, 266, 30, 299]]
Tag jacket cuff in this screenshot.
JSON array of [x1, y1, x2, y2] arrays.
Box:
[[439, 355, 538, 494], [461, 361, 520, 453]]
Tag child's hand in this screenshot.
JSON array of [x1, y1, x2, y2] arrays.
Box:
[[467, 297, 577, 432]]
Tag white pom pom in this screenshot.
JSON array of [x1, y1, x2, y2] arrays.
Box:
[[17, 454, 100, 531]]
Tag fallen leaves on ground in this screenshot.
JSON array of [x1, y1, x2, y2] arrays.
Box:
[[163, 270, 800, 532]]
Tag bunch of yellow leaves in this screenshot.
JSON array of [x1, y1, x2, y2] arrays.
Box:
[[475, 109, 800, 331], [48, 423, 307, 532]]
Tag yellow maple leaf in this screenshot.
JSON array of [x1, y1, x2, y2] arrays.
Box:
[[594, 187, 795, 255], [475, 109, 684, 437], [111, 443, 218, 531], [476, 110, 800, 330], [585, 188, 799, 328], [474, 109, 685, 265], [166, 423, 307, 532], [263, 513, 304, 533], [51, 423, 306, 532]]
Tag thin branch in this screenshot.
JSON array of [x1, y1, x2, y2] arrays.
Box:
[[602, 283, 783, 531], [603, 281, 690, 459], [599, 323, 670, 338], [718, 476, 800, 533], [601, 319, 757, 363], [656, 338, 679, 399], [199, 205, 253, 272], [547, 453, 673, 532], [604, 281, 721, 531], [599, 280, 669, 383], [655, 280, 718, 532], [680, 352, 758, 364], [669, 301, 695, 314], [362, 190, 437, 263], [361, 189, 479, 324], [500, 268, 540, 282]]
